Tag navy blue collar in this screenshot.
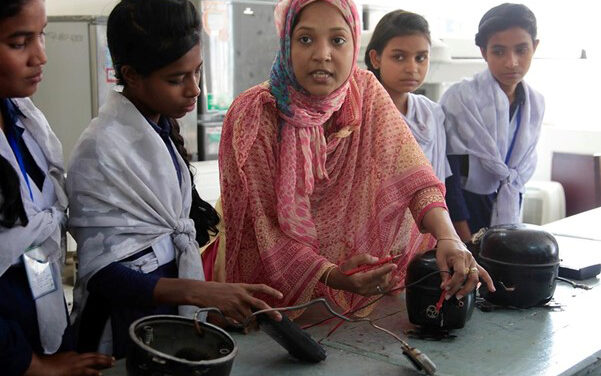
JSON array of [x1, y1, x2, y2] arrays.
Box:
[[1, 98, 45, 197], [514, 82, 526, 105], [145, 115, 183, 184], [146, 116, 172, 139], [1, 98, 26, 129], [509, 82, 525, 120]]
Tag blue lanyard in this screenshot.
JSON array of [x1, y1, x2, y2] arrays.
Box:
[[5, 125, 35, 201], [504, 105, 522, 165]]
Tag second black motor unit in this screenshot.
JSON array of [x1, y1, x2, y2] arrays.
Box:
[[477, 224, 560, 308]]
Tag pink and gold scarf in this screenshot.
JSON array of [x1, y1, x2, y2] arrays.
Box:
[[271, 0, 362, 248]]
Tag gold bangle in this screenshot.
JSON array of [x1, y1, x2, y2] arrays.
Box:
[[436, 237, 468, 252], [323, 265, 337, 288], [436, 237, 463, 243]]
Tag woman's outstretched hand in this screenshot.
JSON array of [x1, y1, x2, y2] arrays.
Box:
[[435, 238, 495, 299], [326, 254, 401, 296], [420, 206, 495, 299]]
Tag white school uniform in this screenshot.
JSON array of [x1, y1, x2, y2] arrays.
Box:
[[441, 69, 545, 226], [0, 98, 68, 354], [402, 93, 451, 182], [67, 90, 205, 326]]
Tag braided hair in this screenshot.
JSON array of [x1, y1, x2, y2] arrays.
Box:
[[169, 118, 220, 246], [0, 156, 28, 228], [1, 0, 35, 228]]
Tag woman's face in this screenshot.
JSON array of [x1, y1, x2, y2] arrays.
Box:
[[369, 33, 430, 97], [290, 1, 354, 97], [124, 43, 202, 124], [0, 0, 47, 98], [481, 26, 538, 92]]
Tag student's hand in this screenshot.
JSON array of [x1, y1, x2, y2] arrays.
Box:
[[188, 281, 284, 324], [327, 254, 400, 296], [435, 238, 495, 300], [25, 351, 114, 376]]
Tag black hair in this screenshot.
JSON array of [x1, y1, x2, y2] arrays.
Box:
[[0, 0, 30, 22], [107, 0, 219, 246], [0, 155, 28, 228], [475, 3, 537, 49], [364, 10, 431, 80], [107, 0, 202, 85], [169, 118, 220, 246]]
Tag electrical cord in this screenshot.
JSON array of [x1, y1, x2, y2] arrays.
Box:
[[244, 298, 437, 375], [192, 297, 438, 374], [303, 270, 453, 330], [190, 270, 453, 375], [556, 276, 593, 290]]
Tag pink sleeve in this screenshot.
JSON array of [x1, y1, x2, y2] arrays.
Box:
[[410, 186, 448, 230]]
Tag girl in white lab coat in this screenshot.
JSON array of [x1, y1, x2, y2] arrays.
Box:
[[441, 3, 544, 241], [0, 0, 114, 375], [67, 0, 282, 359], [365, 10, 451, 182]]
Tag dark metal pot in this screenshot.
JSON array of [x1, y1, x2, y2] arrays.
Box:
[[477, 224, 560, 308], [406, 250, 475, 329], [126, 315, 237, 376]]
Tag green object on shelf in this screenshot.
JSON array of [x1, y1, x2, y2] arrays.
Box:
[[207, 93, 231, 111]]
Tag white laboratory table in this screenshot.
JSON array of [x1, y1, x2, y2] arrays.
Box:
[[103, 210, 601, 376]]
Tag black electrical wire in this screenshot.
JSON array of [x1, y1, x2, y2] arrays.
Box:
[[303, 270, 453, 330], [191, 271, 450, 376], [556, 276, 592, 290]]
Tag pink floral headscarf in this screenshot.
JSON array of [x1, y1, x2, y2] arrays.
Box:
[[270, 0, 362, 248]]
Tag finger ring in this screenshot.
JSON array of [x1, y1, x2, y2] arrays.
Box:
[[376, 285, 383, 293], [464, 267, 470, 274], [469, 267, 479, 274]]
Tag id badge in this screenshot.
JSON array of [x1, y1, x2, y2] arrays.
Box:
[[23, 247, 58, 300]]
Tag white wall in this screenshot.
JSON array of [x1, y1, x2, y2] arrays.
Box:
[[46, 0, 118, 16], [533, 128, 601, 181], [45, 0, 601, 183]]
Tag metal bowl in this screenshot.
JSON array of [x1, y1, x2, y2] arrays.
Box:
[[126, 315, 237, 376]]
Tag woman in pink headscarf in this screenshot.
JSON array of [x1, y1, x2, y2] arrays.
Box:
[[219, 0, 494, 315]]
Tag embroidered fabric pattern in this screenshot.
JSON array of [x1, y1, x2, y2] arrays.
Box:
[[220, 69, 444, 316], [219, 0, 445, 317]]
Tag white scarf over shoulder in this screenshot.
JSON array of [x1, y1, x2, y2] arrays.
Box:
[[67, 91, 204, 322], [403, 93, 451, 182], [0, 98, 68, 354], [441, 69, 544, 225]]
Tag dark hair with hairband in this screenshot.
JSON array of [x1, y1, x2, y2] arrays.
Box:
[[475, 3, 537, 49]]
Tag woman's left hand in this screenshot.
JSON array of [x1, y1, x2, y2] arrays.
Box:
[[435, 239, 495, 299]]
